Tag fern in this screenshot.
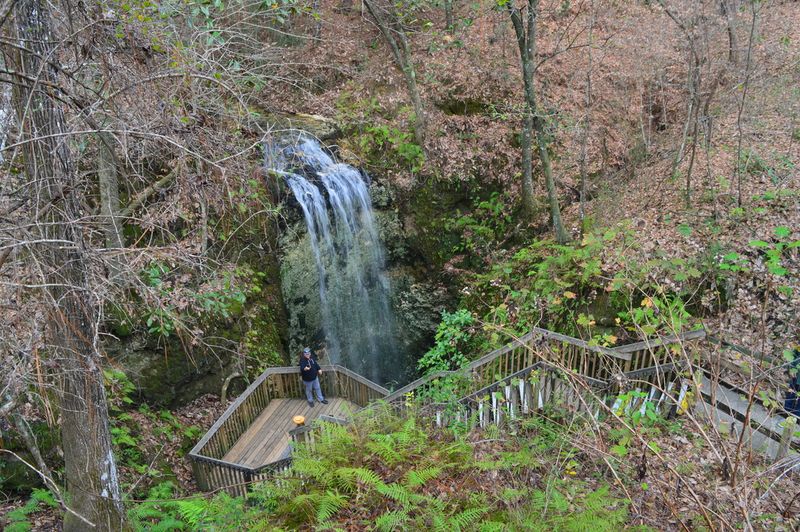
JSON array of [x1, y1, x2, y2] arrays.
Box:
[[375, 509, 409, 531], [283, 490, 348, 525], [316, 491, 347, 522], [149, 518, 185, 532], [292, 454, 333, 481], [511, 484, 630, 532], [336, 466, 383, 489], [479, 521, 507, 532], [29, 488, 58, 509], [366, 433, 404, 465], [449, 506, 489, 530], [375, 483, 414, 506], [286, 493, 317, 521], [405, 466, 441, 488], [175, 498, 207, 527]]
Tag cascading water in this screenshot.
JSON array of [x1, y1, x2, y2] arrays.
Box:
[[268, 136, 407, 385]]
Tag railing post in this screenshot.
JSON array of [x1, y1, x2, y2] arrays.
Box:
[[243, 470, 252, 498], [777, 416, 796, 461]]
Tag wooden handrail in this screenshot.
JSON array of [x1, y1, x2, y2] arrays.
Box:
[[612, 328, 707, 354], [325, 364, 391, 397], [189, 453, 253, 471], [385, 327, 634, 404], [459, 362, 606, 405], [704, 333, 782, 366]]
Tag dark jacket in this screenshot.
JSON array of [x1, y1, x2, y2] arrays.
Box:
[[300, 356, 321, 382]]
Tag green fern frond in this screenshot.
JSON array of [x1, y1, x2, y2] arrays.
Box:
[[150, 518, 185, 532], [336, 466, 384, 490], [286, 493, 317, 520], [292, 455, 332, 482], [479, 521, 507, 532], [29, 489, 58, 509], [316, 491, 347, 522], [449, 506, 489, 530], [431, 511, 448, 532], [405, 466, 441, 488], [375, 509, 409, 531], [375, 483, 412, 506], [367, 433, 403, 465], [175, 498, 207, 527]]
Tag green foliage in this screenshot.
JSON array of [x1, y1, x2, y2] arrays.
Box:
[[336, 91, 425, 172], [375, 509, 410, 531], [617, 294, 691, 337], [737, 148, 796, 184], [417, 309, 476, 374], [128, 404, 642, 530], [129, 482, 255, 531], [360, 124, 425, 172], [4, 489, 58, 532], [504, 482, 628, 531], [104, 368, 136, 411], [748, 226, 798, 277], [140, 262, 253, 340], [456, 223, 720, 354], [247, 409, 483, 529], [612, 390, 660, 427], [446, 191, 512, 257]]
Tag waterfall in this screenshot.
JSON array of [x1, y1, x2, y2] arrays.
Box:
[[268, 136, 403, 384]]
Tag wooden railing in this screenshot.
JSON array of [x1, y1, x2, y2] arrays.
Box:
[[190, 328, 707, 495], [188, 365, 389, 496], [412, 360, 684, 432], [384, 327, 704, 407]]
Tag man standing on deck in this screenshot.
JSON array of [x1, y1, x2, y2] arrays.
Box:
[[300, 347, 328, 407]]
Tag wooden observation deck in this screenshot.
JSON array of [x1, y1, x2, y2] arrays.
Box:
[[188, 365, 389, 496], [223, 397, 356, 466]]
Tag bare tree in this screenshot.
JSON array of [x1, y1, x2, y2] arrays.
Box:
[[578, 0, 595, 232], [505, 0, 569, 243], [2, 0, 128, 529], [364, 0, 427, 148], [734, 1, 759, 207]]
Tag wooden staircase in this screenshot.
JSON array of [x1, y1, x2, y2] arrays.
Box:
[[190, 326, 797, 496]]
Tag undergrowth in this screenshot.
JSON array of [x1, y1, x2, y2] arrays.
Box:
[[126, 403, 643, 530]]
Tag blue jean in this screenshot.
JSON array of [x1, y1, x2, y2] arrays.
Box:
[[304, 377, 324, 403]]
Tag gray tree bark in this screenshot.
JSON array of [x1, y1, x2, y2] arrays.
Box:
[[3, 1, 128, 530], [508, 0, 569, 243], [98, 132, 124, 279], [720, 0, 739, 65]]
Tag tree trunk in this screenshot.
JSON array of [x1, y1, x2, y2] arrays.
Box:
[[536, 118, 570, 243], [720, 0, 739, 65], [98, 133, 124, 279], [734, 3, 758, 207], [508, 0, 569, 242], [364, 0, 427, 148], [579, 0, 595, 232], [445, 0, 454, 32], [4, 1, 128, 530]]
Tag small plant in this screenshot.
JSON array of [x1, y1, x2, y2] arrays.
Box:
[[360, 124, 425, 172], [748, 226, 798, 277], [445, 191, 512, 257], [417, 309, 476, 374], [4, 489, 58, 532], [104, 368, 136, 411]]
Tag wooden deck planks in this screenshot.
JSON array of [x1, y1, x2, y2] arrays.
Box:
[[222, 397, 357, 468]]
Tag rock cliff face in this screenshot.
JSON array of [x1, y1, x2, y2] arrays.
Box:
[[105, 218, 290, 407]]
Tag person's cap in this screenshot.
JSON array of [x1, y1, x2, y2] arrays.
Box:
[[303, 347, 311, 355]]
